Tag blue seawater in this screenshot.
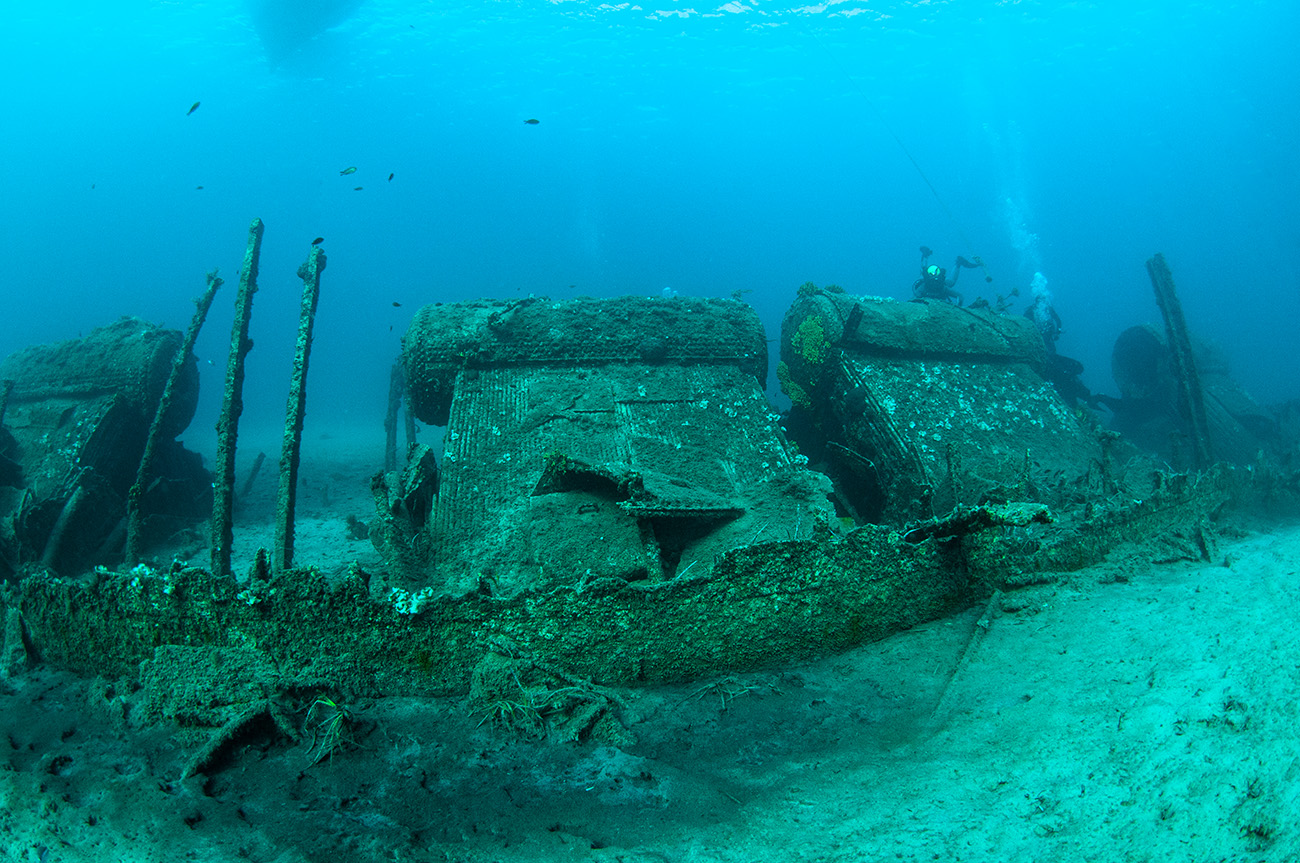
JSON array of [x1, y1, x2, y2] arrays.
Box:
[[1, 0, 1297, 435]]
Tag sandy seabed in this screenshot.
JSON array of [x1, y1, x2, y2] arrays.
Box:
[[2, 429, 1299, 863]]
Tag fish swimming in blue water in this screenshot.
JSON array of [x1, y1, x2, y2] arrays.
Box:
[[186, 101, 200, 116], [339, 166, 357, 176]]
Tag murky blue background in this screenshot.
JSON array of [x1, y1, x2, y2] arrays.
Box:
[[2, 0, 1297, 440]]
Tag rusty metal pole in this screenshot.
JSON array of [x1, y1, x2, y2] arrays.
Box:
[[273, 245, 326, 575], [126, 269, 222, 565], [1145, 253, 1212, 469], [211, 218, 264, 577]]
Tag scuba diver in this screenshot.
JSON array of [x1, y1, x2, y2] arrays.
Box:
[[912, 246, 981, 305], [1024, 272, 1063, 351], [1022, 271, 1094, 407]]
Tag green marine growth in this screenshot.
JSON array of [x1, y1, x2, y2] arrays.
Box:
[[781, 314, 836, 413], [792, 315, 831, 367], [777, 361, 812, 411], [304, 696, 351, 766]]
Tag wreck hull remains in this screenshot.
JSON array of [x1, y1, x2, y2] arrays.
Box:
[[4, 467, 1239, 696]]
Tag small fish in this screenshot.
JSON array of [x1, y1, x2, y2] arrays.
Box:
[[353, 186, 363, 191], [186, 101, 201, 116], [524, 118, 539, 125], [339, 166, 358, 176], [311, 237, 324, 245], [387, 172, 394, 182], [195, 185, 204, 190], [392, 301, 402, 307], [90, 183, 95, 189]]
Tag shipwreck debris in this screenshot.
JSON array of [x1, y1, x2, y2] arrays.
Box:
[[901, 502, 1053, 544], [273, 245, 326, 575], [383, 361, 403, 473], [397, 295, 832, 594], [211, 218, 264, 578], [127, 268, 222, 565], [1146, 253, 1212, 469], [779, 286, 1101, 524], [0, 318, 210, 577]]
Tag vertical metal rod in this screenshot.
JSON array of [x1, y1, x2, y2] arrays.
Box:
[[126, 270, 222, 565], [273, 245, 326, 574], [211, 218, 264, 577], [384, 361, 403, 473], [0, 379, 13, 426], [1146, 253, 1211, 469]]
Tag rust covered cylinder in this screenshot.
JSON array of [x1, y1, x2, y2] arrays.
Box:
[[778, 288, 1083, 524], [0, 316, 198, 435], [783, 291, 1048, 371], [402, 295, 769, 426]]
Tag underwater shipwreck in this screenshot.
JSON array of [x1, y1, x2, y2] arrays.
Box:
[[2, 223, 1299, 757]]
